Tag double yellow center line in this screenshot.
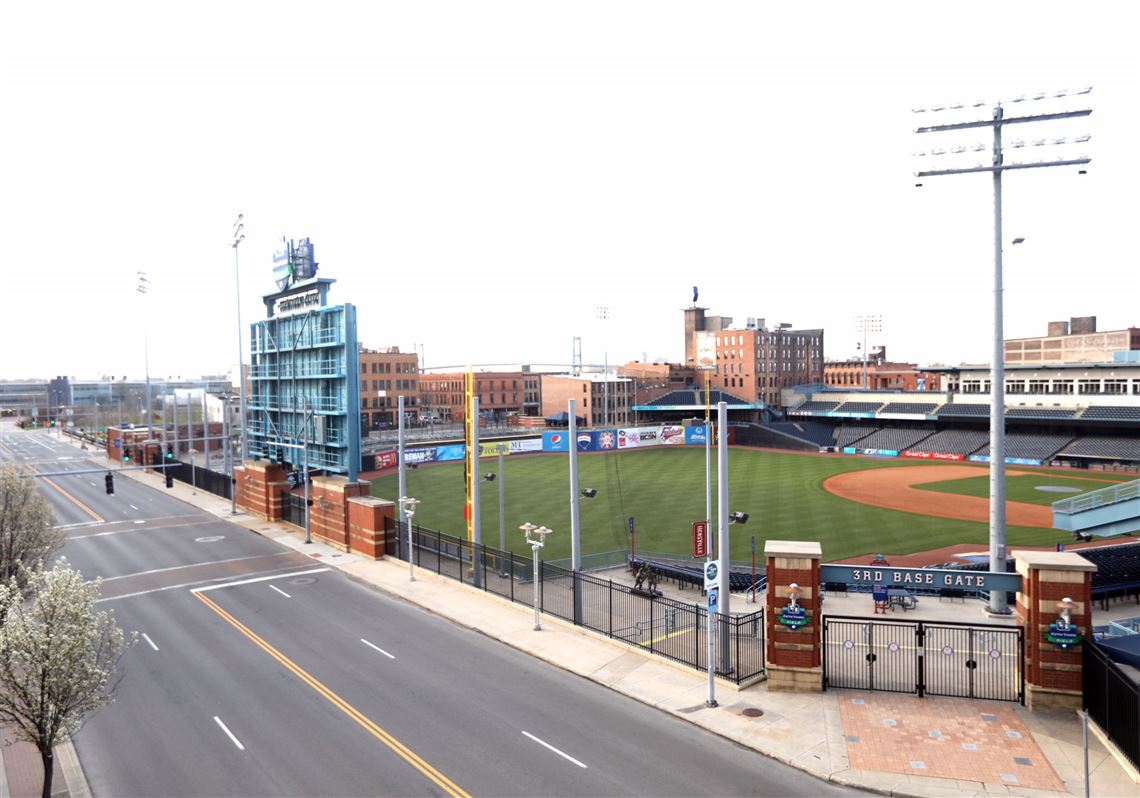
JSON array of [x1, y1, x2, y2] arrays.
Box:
[[194, 592, 471, 798]]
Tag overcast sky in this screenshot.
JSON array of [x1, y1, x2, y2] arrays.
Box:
[[2, 1, 1136, 382]]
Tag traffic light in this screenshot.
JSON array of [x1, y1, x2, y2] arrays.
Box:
[[276, 447, 285, 465], [105, 473, 114, 495], [122, 446, 131, 464], [165, 444, 174, 461], [165, 471, 174, 489]]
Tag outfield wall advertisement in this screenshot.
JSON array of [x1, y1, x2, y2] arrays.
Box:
[[902, 450, 966, 462]]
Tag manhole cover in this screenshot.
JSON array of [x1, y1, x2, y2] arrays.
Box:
[[290, 577, 317, 586], [195, 535, 225, 543], [740, 708, 764, 718]]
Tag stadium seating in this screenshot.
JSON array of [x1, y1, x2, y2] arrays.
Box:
[[879, 402, 940, 415], [1006, 407, 1078, 419], [1079, 543, 1140, 604], [1082, 406, 1140, 421], [852, 427, 935, 452], [765, 421, 836, 448], [937, 404, 990, 417], [904, 428, 990, 455], [1060, 437, 1140, 461], [789, 401, 840, 415], [835, 424, 879, 449], [973, 432, 1073, 461], [834, 401, 884, 415]]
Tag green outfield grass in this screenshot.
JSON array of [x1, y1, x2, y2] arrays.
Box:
[[914, 471, 1132, 506], [370, 448, 1075, 563]]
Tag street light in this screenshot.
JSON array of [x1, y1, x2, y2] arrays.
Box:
[[400, 496, 420, 581], [137, 272, 153, 443], [232, 213, 249, 464], [520, 522, 552, 630]]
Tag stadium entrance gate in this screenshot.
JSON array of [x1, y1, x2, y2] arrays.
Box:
[[822, 615, 1024, 703]]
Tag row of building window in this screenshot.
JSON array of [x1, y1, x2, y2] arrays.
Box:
[[362, 361, 417, 374], [959, 379, 1140, 395]]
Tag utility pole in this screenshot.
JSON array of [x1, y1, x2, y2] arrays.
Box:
[[914, 88, 1092, 615]]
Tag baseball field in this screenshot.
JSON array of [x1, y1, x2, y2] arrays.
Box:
[[369, 447, 1134, 563]]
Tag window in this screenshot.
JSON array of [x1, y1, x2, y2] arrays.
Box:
[[1078, 379, 1101, 395]]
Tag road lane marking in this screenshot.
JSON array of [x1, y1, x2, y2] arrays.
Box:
[[190, 567, 329, 593], [142, 633, 159, 651], [521, 731, 588, 769], [129, 504, 139, 510], [269, 584, 292, 598], [214, 716, 245, 751], [194, 592, 470, 798], [40, 476, 103, 523], [54, 520, 105, 530], [361, 639, 395, 659]]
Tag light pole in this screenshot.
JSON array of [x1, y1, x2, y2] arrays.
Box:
[[520, 523, 552, 631], [596, 306, 609, 426], [913, 88, 1091, 615], [232, 214, 249, 464], [400, 496, 420, 581], [136, 272, 153, 443]]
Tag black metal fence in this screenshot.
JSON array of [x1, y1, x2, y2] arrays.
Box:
[[163, 461, 232, 500], [1084, 639, 1140, 770], [384, 518, 764, 683]]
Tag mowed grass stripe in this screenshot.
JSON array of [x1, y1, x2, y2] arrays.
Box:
[[372, 448, 1073, 562]]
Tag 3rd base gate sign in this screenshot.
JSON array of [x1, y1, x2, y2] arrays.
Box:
[[692, 521, 709, 558]]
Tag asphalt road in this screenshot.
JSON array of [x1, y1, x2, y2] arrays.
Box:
[[6, 424, 861, 797]]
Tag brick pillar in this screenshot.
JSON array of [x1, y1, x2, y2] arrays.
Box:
[[234, 461, 289, 521], [764, 540, 822, 692], [1013, 549, 1096, 711], [347, 497, 394, 559], [309, 476, 372, 551]]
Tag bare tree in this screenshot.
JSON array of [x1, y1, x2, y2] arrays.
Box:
[[0, 559, 135, 798], [0, 465, 63, 590]]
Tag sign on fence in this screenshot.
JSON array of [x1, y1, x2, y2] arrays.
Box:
[[692, 521, 708, 558]]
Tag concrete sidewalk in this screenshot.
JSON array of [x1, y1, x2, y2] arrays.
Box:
[[14, 442, 1139, 798]]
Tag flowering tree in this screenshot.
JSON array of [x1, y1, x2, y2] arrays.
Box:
[[0, 465, 63, 590], [0, 560, 134, 798]]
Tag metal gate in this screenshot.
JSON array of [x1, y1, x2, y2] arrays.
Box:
[[823, 615, 1024, 703], [281, 492, 307, 528]]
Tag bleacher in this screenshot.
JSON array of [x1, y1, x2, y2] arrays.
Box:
[[630, 558, 766, 596], [765, 421, 836, 448], [834, 401, 883, 415], [789, 401, 840, 415], [645, 389, 750, 407], [1078, 543, 1140, 606], [835, 424, 879, 449], [973, 432, 1074, 462], [879, 402, 940, 415], [1060, 437, 1140, 461], [1006, 407, 1078, 419], [1083, 406, 1140, 422], [937, 404, 990, 417], [852, 427, 934, 452], [904, 428, 990, 455]]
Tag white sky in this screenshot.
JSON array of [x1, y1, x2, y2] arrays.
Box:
[[2, 1, 1136, 382]]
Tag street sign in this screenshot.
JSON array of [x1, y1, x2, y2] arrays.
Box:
[[692, 521, 708, 558], [707, 588, 719, 615], [704, 561, 719, 592]]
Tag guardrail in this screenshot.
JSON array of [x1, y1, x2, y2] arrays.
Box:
[[1053, 479, 1139, 515]]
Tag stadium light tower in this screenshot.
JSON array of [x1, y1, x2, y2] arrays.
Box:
[[913, 88, 1091, 615], [853, 315, 882, 389]]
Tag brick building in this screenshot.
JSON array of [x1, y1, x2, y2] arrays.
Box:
[[359, 347, 419, 430], [540, 373, 633, 427], [823, 348, 940, 391], [684, 308, 823, 409], [419, 370, 541, 424], [617, 361, 700, 406], [1005, 316, 1140, 366]]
